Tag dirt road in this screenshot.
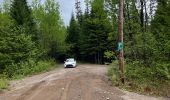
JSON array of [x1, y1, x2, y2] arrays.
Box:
[[0, 64, 168, 100]]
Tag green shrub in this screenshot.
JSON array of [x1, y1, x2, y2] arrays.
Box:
[[4, 59, 56, 79], [108, 60, 170, 96], [107, 61, 120, 84], [0, 75, 8, 89], [30, 59, 56, 74], [125, 62, 170, 84], [0, 27, 39, 76], [124, 61, 170, 96], [104, 51, 116, 64]]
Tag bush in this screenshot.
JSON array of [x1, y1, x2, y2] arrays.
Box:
[[4, 59, 56, 79], [107, 61, 120, 84], [125, 62, 170, 85], [0, 27, 39, 75], [124, 61, 170, 96], [104, 51, 117, 64], [108, 60, 170, 96], [30, 59, 56, 74], [0, 75, 8, 89]]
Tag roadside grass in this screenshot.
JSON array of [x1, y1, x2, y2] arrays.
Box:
[[0, 75, 8, 90], [0, 59, 58, 89], [12, 59, 57, 80], [108, 61, 170, 97]]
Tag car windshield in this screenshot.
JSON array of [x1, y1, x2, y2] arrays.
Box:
[[66, 59, 74, 62]]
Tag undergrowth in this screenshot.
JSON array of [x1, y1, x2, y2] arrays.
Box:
[[108, 60, 170, 97], [0, 59, 57, 89], [0, 75, 8, 89]]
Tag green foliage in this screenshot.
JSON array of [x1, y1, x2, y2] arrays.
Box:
[[6, 59, 56, 79], [32, 0, 67, 60], [0, 75, 8, 89], [123, 0, 169, 81], [0, 0, 62, 89], [10, 0, 38, 41], [104, 51, 116, 63], [125, 62, 170, 83], [0, 11, 12, 29], [104, 51, 116, 59], [77, 0, 112, 63], [108, 60, 170, 96], [0, 27, 38, 77], [124, 62, 170, 96], [66, 14, 80, 58], [107, 0, 170, 96], [107, 61, 120, 84], [0, 28, 39, 78], [151, 0, 170, 61]]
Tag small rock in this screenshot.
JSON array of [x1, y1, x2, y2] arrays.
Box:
[[62, 88, 64, 90], [106, 97, 110, 100]]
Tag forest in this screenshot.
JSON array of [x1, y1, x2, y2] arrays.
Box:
[[0, 0, 66, 87], [0, 0, 170, 96]]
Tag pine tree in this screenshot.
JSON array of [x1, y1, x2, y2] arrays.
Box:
[[66, 14, 80, 59], [78, 3, 91, 61], [10, 0, 38, 41], [83, 0, 112, 64]]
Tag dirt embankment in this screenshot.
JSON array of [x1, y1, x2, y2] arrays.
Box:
[[0, 64, 168, 100]]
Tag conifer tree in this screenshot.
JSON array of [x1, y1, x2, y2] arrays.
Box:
[[66, 14, 79, 58], [10, 0, 38, 41], [84, 0, 112, 64]]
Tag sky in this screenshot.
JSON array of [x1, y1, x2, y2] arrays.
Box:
[[0, 0, 85, 26], [58, 0, 85, 26]]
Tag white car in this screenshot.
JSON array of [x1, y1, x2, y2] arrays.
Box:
[[64, 58, 77, 68]]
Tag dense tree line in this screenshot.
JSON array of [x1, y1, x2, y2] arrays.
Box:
[[66, 0, 170, 95], [66, 0, 170, 66], [66, 0, 113, 64], [31, 0, 67, 61], [0, 0, 66, 78]]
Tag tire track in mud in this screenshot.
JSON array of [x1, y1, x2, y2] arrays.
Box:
[[59, 78, 72, 100], [59, 69, 83, 100], [16, 80, 46, 100], [79, 74, 94, 100], [65, 73, 91, 100]]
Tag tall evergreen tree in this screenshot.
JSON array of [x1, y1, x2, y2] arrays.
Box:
[[83, 0, 112, 64], [78, 3, 91, 61], [105, 0, 119, 52], [10, 0, 38, 41], [66, 14, 80, 59]]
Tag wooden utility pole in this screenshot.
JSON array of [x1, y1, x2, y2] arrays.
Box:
[[118, 0, 125, 84]]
